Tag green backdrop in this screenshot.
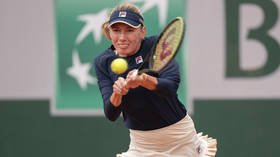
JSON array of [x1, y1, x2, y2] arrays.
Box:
[[1, 100, 280, 157], [1, 0, 280, 156]]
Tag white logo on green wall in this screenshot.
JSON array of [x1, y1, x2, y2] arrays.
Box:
[[51, 0, 187, 116]]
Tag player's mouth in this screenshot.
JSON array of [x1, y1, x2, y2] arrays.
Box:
[[118, 44, 129, 49]]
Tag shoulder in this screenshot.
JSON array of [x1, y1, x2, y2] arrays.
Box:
[[140, 35, 158, 53], [158, 59, 180, 77], [94, 48, 114, 67], [145, 35, 158, 44], [94, 48, 117, 77]]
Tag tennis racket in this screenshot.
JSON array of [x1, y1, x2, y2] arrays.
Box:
[[136, 16, 185, 76]]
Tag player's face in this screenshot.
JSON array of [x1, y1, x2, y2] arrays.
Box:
[[109, 23, 146, 57]]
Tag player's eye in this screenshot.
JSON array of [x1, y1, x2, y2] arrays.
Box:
[[112, 29, 120, 32], [127, 29, 136, 33]]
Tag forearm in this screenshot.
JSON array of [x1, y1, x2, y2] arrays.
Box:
[[104, 98, 122, 121], [140, 73, 158, 90], [140, 73, 178, 97], [103, 90, 123, 121], [110, 92, 122, 107]]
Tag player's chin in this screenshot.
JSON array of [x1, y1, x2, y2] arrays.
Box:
[[117, 50, 133, 56]]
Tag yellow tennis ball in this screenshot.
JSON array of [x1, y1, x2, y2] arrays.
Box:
[[110, 58, 128, 74]]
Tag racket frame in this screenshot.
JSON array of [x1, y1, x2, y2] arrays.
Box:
[[138, 17, 185, 75]]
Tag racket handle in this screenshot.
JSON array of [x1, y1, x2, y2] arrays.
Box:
[[131, 69, 138, 77]]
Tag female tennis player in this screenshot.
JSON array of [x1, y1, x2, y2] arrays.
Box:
[[94, 2, 217, 157]]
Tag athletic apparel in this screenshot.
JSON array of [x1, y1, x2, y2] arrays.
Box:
[[94, 36, 186, 131], [116, 115, 202, 157]]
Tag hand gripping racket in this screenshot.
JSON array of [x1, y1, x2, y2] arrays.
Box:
[[135, 16, 185, 76]]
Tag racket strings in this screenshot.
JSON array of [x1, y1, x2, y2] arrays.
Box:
[[152, 19, 184, 71]]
